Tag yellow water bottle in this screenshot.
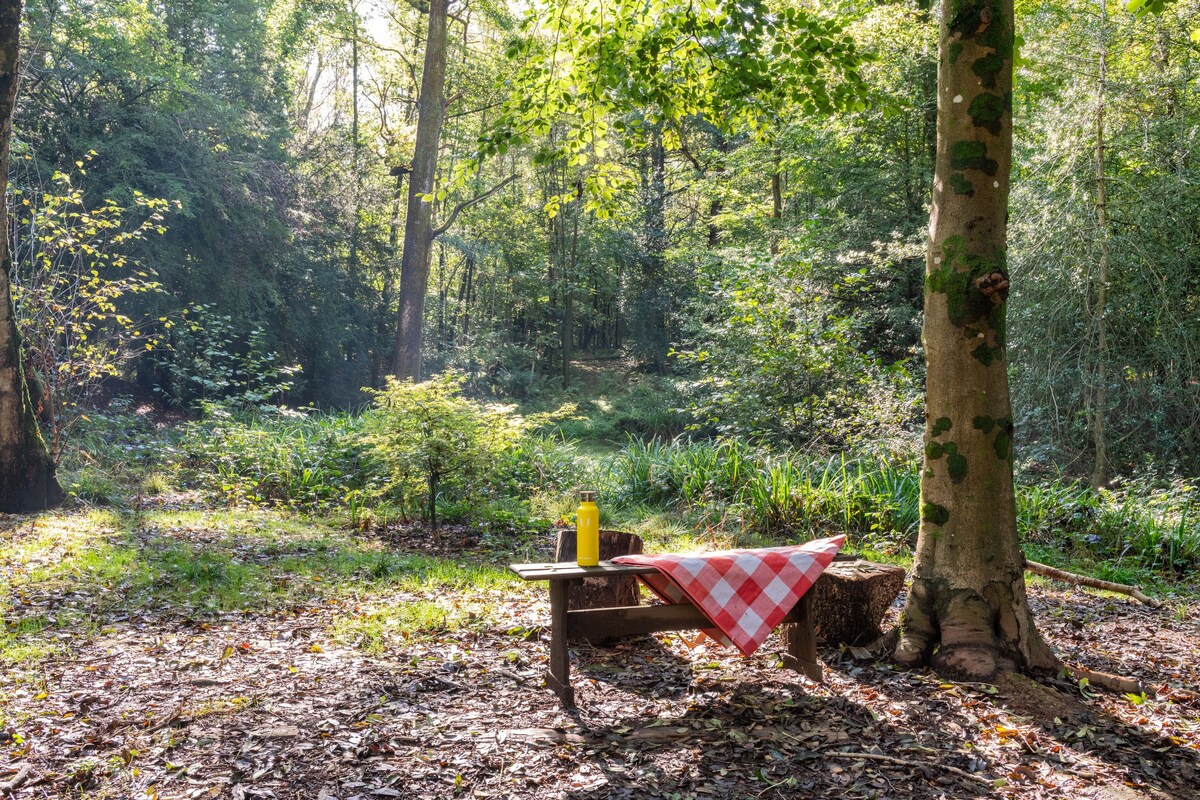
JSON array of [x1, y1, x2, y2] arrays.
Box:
[[576, 490, 600, 567]]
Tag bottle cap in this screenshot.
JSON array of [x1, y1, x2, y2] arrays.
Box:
[[580, 490, 597, 502]]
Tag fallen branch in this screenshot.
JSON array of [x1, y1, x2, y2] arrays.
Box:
[[1025, 559, 1160, 607], [1062, 663, 1146, 696], [818, 751, 993, 787], [0, 764, 32, 792]]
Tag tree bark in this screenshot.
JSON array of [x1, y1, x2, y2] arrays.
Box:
[[894, 0, 1056, 680], [0, 0, 62, 513], [392, 0, 449, 380], [1089, 0, 1109, 489], [633, 131, 669, 373]]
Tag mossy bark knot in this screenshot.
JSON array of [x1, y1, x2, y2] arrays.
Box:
[[974, 270, 1010, 304]]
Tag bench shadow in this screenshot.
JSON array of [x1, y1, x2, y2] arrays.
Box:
[[571, 633, 698, 701], [557, 680, 994, 799]]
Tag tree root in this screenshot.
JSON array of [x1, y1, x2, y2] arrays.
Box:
[[1025, 559, 1160, 607]]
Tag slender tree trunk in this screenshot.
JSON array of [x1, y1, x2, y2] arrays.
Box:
[[0, 0, 61, 513], [894, 0, 1056, 680], [393, 0, 449, 380], [375, 167, 408, 387], [562, 196, 580, 387], [770, 147, 782, 256], [349, 5, 360, 284], [1090, 0, 1110, 489], [635, 131, 669, 373]]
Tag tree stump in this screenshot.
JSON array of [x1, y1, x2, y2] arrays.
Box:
[[555, 529, 644, 617], [808, 561, 906, 646]]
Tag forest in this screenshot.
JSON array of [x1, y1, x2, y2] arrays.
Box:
[[0, 0, 1198, 797]]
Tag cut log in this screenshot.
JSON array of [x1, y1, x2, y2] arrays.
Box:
[[807, 561, 906, 646], [554, 529, 644, 613]]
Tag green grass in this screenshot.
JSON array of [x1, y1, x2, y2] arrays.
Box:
[[328, 599, 495, 653], [0, 505, 518, 664]]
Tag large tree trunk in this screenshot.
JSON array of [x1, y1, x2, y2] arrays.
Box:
[[392, 0, 449, 381], [894, 0, 1055, 680], [0, 0, 62, 513]]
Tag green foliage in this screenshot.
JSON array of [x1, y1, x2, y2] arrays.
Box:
[[64, 468, 125, 507], [1019, 474, 1200, 575], [675, 254, 921, 452], [471, 0, 868, 214], [600, 437, 922, 542], [365, 374, 572, 527], [1009, 0, 1200, 474], [10, 162, 177, 456], [180, 409, 370, 509], [152, 304, 300, 411]]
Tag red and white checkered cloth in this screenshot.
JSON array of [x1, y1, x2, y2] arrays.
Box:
[[612, 535, 845, 656]]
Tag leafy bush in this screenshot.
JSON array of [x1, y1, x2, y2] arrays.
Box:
[[364, 374, 573, 528], [180, 410, 372, 509], [153, 304, 300, 412], [675, 254, 921, 452], [10, 162, 178, 457]]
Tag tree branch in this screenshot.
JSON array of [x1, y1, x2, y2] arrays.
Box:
[[1025, 559, 1161, 607], [431, 174, 518, 238]]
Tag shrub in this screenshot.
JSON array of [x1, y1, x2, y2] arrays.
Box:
[[179, 409, 372, 509], [364, 374, 573, 528]]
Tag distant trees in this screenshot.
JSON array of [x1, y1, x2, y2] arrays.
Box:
[[1008, 0, 1200, 476], [0, 0, 61, 512], [1, 0, 1196, 487]]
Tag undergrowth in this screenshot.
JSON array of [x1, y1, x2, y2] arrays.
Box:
[[56, 404, 1200, 583]]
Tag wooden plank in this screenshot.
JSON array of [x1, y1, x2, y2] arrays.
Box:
[[556, 529, 644, 611], [563, 601, 812, 643], [509, 561, 659, 581], [547, 579, 575, 708], [511, 552, 860, 582]]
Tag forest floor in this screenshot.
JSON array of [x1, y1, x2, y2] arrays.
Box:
[[1, 498, 1198, 800]]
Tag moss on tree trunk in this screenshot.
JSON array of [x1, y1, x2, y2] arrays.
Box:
[[894, 0, 1055, 679], [0, 0, 62, 513]]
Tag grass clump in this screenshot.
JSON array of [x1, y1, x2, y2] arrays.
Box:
[[329, 600, 493, 653]]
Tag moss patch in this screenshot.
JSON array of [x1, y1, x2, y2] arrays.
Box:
[[972, 54, 1005, 88], [949, 172, 974, 196], [932, 417, 953, 437], [947, 452, 968, 482], [972, 416, 996, 433], [971, 341, 1004, 366], [968, 92, 1005, 134], [922, 501, 950, 526], [927, 236, 1007, 330], [950, 141, 998, 175]]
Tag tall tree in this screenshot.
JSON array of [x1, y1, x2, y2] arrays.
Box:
[[392, 0, 448, 381], [0, 0, 62, 512], [392, 0, 514, 380], [893, 0, 1057, 678]]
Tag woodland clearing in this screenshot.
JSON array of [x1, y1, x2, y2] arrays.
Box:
[[1, 500, 1197, 800]]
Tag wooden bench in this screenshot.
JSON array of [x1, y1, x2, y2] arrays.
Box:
[[509, 558, 847, 709]]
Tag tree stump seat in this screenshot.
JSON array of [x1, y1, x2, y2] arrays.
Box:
[[807, 561, 906, 646]]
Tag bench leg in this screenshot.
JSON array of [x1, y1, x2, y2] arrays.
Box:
[[547, 579, 576, 708], [781, 593, 823, 682]]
